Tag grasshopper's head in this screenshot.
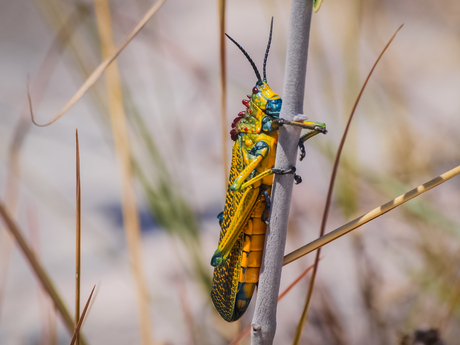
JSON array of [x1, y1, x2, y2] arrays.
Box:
[[228, 18, 282, 140], [251, 80, 282, 118]]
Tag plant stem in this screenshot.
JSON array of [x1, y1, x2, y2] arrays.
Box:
[[251, 1, 313, 344]]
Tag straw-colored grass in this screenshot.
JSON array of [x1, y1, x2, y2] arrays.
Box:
[[93, 0, 155, 344]]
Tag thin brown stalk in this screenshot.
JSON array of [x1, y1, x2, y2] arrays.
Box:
[[228, 262, 317, 345], [93, 1, 154, 344], [29, 0, 166, 127], [0, 201, 85, 343], [75, 129, 81, 345], [70, 285, 96, 345], [218, 0, 229, 186], [292, 25, 403, 344]]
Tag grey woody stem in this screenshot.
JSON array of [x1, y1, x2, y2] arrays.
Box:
[[251, 1, 314, 344]]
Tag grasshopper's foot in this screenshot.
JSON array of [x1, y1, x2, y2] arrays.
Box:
[[272, 166, 295, 175], [272, 166, 302, 185], [298, 139, 307, 161], [294, 173, 302, 185]]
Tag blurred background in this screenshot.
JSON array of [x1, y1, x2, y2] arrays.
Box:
[[1, 0, 460, 344]]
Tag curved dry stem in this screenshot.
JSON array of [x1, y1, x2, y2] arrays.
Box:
[[29, 0, 166, 127], [292, 24, 403, 344]]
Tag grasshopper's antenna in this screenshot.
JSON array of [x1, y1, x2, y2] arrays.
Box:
[[226, 34, 262, 82], [263, 17, 274, 81]]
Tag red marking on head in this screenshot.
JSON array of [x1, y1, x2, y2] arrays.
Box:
[[249, 109, 253, 114]]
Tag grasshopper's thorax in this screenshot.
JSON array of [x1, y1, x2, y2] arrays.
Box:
[[230, 80, 282, 141]]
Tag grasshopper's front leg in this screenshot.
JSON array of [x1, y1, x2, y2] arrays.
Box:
[[276, 118, 327, 161], [298, 121, 327, 161]]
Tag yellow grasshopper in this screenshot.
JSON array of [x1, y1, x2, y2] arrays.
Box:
[[210, 18, 327, 322]]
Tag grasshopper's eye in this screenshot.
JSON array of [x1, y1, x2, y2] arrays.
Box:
[[252, 86, 259, 94]]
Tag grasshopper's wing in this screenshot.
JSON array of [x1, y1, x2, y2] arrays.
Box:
[[211, 138, 260, 322]]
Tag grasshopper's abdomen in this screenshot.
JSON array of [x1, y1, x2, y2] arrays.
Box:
[[233, 193, 269, 318]]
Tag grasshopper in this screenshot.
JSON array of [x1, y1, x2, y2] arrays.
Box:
[[210, 19, 327, 322]]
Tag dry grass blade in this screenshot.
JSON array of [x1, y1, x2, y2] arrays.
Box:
[[0, 201, 85, 343], [75, 129, 81, 345], [70, 285, 96, 345], [284, 163, 460, 263], [29, 0, 167, 127], [94, 1, 154, 344], [292, 24, 403, 345], [228, 262, 317, 345], [218, 0, 229, 186]]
